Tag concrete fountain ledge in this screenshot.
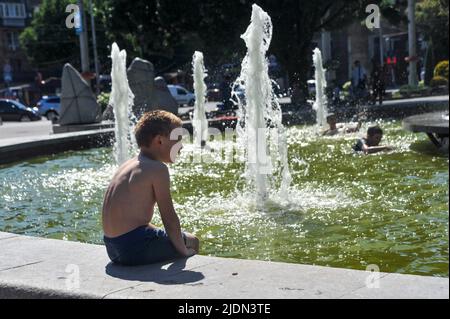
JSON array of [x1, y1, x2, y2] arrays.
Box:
[[0, 129, 114, 166], [0, 232, 447, 299]]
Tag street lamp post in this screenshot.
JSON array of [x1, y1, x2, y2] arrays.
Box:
[[408, 0, 418, 86], [89, 0, 100, 95], [77, 0, 90, 73], [379, 20, 384, 67]]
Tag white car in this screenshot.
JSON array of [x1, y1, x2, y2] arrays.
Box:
[[307, 79, 316, 96], [168, 85, 195, 106]]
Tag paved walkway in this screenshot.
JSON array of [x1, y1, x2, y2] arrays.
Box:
[[0, 120, 53, 141], [381, 95, 449, 108], [0, 232, 447, 299], [0, 96, 447, 143]]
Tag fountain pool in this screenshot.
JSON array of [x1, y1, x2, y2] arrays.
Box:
[[0, 121, 448, 277]]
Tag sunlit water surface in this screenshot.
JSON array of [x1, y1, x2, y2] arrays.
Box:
[[0, 121, 448, 277]]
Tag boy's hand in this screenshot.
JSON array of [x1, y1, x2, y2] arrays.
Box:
[[184, 248, 197, 257]]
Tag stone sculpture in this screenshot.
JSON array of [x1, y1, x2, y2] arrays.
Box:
[[59, 64, 102, 125]]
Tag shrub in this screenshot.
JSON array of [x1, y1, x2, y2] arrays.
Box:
[[97, 92, 110, 113], [399, 84, 431, 96], [392, 91, 402, 99], [430, 76, 449, 88], [434, 61, 449, 80], [342, 81, 351, 92]]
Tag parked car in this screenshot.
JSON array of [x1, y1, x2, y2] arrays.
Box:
[[37, 96, 61, 121], [168, 85, 195, 106], [232, 84, 245, 100], [207, 83, 221, 102], [307, 79, 316, 97], [0, 99, 41, 122]]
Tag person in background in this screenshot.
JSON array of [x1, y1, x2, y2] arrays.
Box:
[[351, 60, 368, 102], [3, 60, 12, 87], [370, 59, 385, 106], [331, 81, 342, 107], [220, 74, 233, 110]]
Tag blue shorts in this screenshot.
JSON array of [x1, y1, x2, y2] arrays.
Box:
[[104, 226, 187, 266]]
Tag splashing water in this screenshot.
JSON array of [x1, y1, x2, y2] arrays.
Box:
[[312, 48, 328, 128], [109, 43, 137, 165], [236, 4, 292, 202], [192, 51, 209, 148], [1, 121, 448, 276]]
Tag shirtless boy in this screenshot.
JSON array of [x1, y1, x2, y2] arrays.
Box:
[[353, 125, 394, 154], [322, 113, 362, 136], [102, 110, 199, 266]]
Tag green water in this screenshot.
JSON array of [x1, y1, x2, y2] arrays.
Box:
[[0, 121, 448, 277]]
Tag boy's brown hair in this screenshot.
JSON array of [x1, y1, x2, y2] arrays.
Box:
[[134, 110, 182, 147], [367, 125, 383, 137], [326, 113, 336, 124]]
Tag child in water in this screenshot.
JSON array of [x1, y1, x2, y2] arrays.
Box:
[[353, 125, 394, 154], [322, 113, 362, 136]]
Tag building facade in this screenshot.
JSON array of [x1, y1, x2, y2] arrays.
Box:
[[315, 17, 417, 89], [0, 0, 41, 88]]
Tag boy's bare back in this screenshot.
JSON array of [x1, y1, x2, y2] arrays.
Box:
[[101, 110, 198, 265], [102, 154, 167, 238]]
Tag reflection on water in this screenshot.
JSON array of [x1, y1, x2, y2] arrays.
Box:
[[0, 121, 448, 277]]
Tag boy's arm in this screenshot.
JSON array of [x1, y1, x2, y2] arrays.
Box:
[[363, 144, 394, 154], [153, 165, 192, 257], [345, 125, 360, 133]]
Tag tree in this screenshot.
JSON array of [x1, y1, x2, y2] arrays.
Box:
[[21, 0, 414, 95], [254, 0, 412, 97], [251, 0, 365, 96], [20, 0, 80, 70], [98, 0, 249, 73], [20, 0, 112, 76], [416, 0, 449, 83], [99, 0, 385, 94]]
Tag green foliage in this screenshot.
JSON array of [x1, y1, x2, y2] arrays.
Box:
[[434, 61, 449, 79], [97, 0, 250, 72], [392, 91, 402, 99], [416, 0, 449, 63], [90, 0, 383, 97], [19, 0, 79, 68], [424, 40, 435, 85], [379, 0, 408, 25], [20, 0, 412, 96], [430, 76, 449, 88], [245, 0, 383, 93], [342, 81, 352, 92], [399, 84, 431, 96], [97, 91, 110, 113]]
